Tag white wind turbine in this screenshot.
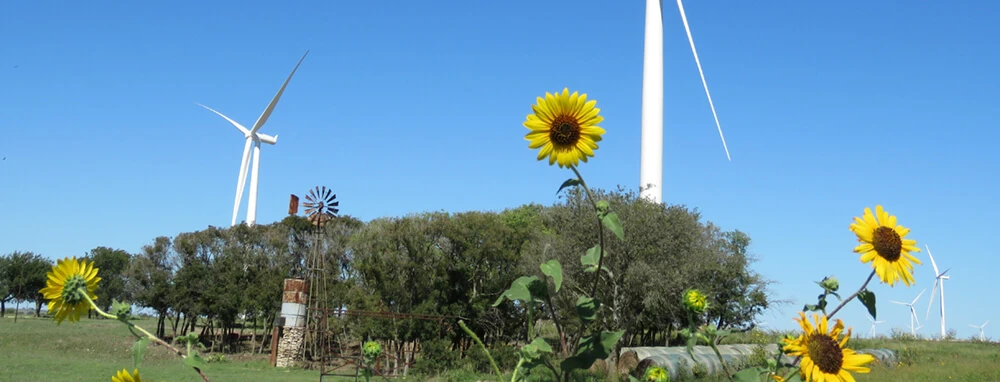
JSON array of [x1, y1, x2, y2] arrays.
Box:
[[640, 0, 731, 203], [868, 316, 885, 338], [970, 321, 989, 341], [198, 51, 309, 227], [889, 289, 925, 336], [924, 245, 951, 339]]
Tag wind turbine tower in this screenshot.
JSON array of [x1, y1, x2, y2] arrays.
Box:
[[639, 0, 731, 203], [890, 289, 925, 336], [924, 245, 951, 339], [198, 51, 309, 227]]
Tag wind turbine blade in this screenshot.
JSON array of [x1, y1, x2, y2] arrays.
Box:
[[912, 289, 926, 304], [249, 50, 309, 135], [888, 300, 908, 305], [197, 103, 250, 136], [675, 0, 730, 161], [939, 268, 951, 277], [985, 320, 990, 327], [926, 245, 940, 275], [233, 138, 253, 226], [926, 279, 939, 320]]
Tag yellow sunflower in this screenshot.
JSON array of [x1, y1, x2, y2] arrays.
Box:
[[849, 205, 921, 287], [523, 88, 605, 168], [111, 368, 142, 382], [38, 256, 101, 324], [782, 312, 874, 382]]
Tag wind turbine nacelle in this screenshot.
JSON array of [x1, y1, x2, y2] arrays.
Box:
[[257, 133, 278, 145]]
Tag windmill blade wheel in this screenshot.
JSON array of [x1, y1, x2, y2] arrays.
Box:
[[303, 186, 339, 227]]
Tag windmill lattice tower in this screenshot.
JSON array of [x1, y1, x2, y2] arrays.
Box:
[[293, 187, 339, 364]]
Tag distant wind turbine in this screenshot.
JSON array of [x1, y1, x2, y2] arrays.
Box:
[[924, 245, 951, 339], [639, 0, 731, 203], [198, 51, 309, 227], [970, 321, 990, 341], [890, 289, 925, 336], [868, 316, 885, 338]]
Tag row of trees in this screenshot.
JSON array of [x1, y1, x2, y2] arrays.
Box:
[[1, 187, 774, 357]]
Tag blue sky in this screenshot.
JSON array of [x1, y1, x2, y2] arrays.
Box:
[[1, 1, 997, 339]]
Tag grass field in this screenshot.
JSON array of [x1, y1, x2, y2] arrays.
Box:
[[2, 315, 999, 381]]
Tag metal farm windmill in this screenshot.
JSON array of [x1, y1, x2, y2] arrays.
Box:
[[295, 186, 339, 364]]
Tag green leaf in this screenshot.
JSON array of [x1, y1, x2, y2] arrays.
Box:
[[556, 178, 581, 194], [575, 296, 600, 323], [857, 289, 877, 320], [628, 376, 641, 382], [581, 245, 600, 271], [131, 337, 150, 369], [184, 352, 207, 369], [559, 330, 625, 373], [530, 337, 553, 353], [600, 211, 624, 241], [540, 260, 563, 293], [493, 276, 543, 306], [732, 366, 769, 382], [519, 338, 553, 361]]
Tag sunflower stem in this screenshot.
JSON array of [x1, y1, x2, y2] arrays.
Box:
[[566, 164, 609, 382], [459, 320, 503, 382], [708, 342, 735, 382], [827, 270, 877, 319], [781, 367, 801, 381], [568, 165, 606, 300], [83, 293, 211, 382]]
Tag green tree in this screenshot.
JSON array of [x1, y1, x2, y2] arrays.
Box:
[[84, 246, 132, 314], [0, 251, 51, 318], [126, 236, 175, 337]]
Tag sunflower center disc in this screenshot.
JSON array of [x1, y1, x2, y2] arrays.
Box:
[[61, 275, 89, 305], [872, 226, 902, 261], [550, 116, 581, 146], [807, 333, 844, 374]]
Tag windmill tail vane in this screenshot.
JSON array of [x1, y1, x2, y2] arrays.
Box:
[[289, 194, 300, 215]]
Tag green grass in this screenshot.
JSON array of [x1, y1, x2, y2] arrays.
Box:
[[704, 329, 1000, 382], [3, 317, 1000, 381], [0, 316, 337, 382]]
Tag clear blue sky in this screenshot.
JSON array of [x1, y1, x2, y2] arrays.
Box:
[[2, 1, 997, 339]]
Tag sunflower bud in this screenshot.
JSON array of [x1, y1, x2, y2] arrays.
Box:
[[643, 366, 669, 382], [818, 276, 839, 292], [362, 341, 382, 365], [111, 299, 132, 321], [683, 288, 709, 315]]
